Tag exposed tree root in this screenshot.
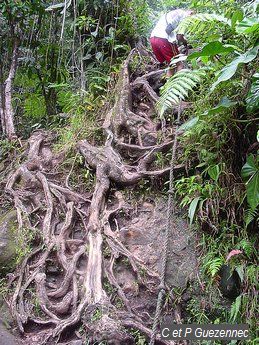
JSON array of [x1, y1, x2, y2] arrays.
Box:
[[5, 49, 189, 344]]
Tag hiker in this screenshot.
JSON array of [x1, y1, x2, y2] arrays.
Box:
[[150, 9, 194, 76]]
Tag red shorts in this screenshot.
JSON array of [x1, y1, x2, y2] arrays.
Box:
[[150, 37, 179, 63]]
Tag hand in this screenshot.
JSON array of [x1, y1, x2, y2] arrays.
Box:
[[176, 34, 187, 46]]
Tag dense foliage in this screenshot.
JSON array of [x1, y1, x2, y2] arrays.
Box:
[[0, 0, 155, 140], [158, 0, 258, 340]]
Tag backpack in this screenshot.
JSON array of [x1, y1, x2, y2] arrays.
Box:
[[165, 13, 175, 36]]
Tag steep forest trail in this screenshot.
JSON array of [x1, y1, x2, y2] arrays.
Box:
[[2, 48, 197, 345]]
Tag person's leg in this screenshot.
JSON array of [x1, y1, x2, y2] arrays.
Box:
[[150, 37, 165, 64], [150, 38, 181, 76], [164, 42, 180, 77]]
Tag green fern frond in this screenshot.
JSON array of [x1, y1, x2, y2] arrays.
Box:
[[230, 295, 242, 322], [239, 239, 255, 257], [208, 257, 224, 277], [244, 207, 258, 228], [203, 256, 224, 278], [24, 94, 46, 119], [157, 69, 204, 116], [178, 13, 231, 36], [57, 91, 80, 113]]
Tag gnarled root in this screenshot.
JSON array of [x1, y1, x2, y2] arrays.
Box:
[[6, 49, 189, 344]]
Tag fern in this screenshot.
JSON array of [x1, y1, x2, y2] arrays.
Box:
[[24, 94, 46, 119], [178, 13, 231, 36], [244, 207, 258, 228], [57, 90, 80, 113], [204, 257, 224, 277], [246, 264, 258, 286], [230, 295, 242, 322], [157, 69, 204, 116], [239, 239, 255, 258]]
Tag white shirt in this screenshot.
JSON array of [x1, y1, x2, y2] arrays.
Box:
[[150, 9, 189, 43]]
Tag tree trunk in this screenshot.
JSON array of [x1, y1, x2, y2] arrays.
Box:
[[0, 51, 6, 135], [0, 39, 18, 140]]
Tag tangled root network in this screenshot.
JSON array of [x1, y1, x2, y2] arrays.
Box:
[[6, 49, 186, 345]]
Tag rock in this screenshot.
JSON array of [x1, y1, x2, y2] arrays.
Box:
[[114, 198, 197, 312], [0, 322, 20, 345], [219, 265, 241, 299], [0, 210, 18, 271], [142, 133, 157, 146], [0, 293, 21, 344], [0, 296, 14, 330]]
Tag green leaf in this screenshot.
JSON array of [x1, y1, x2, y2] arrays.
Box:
[[188, 41, 236, 60], [177, 116, 199, 132], [245, 207, 258, 228], [233, 46, 259, 65], [196, 162, 207, 168], [247, 172, 259, 209], [241, 154, 258, 179], [157, 69, 204, 115], [239, 239, 254, 257], [188, 197, 201, 225], [205, 96, 237, 115], [208, 165, 220, 181], [235, 265, 244, 283], [231, 9, 244, 28], [48, 82, 70, 89], [211, 45, 259, 90], [114, 44, 129, 52], [178, 13, 231, 35], [170, 55, 188, 65], [230, 295, 242, 322], [241, 154, 259, 209], [206, 257, 224, 277], [211, 63, 238, 90], [236, 17, 259, 34], [246, 73, 259, 113]]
